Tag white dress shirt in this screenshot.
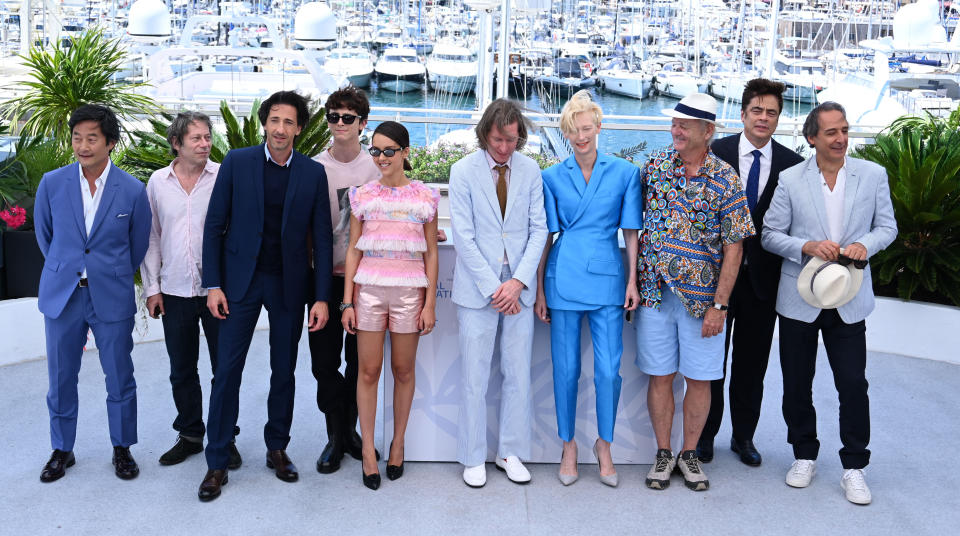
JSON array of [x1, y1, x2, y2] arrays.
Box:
[[738, 134, 773, 195], [79, 160, 111, 278], [820, 160, 847, 243], [141, 158, 221, 298]]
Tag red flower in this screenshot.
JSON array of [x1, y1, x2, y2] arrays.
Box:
[[0, 205, 26, 230]]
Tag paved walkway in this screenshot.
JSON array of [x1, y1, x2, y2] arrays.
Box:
[[0, 332, 956, 535]]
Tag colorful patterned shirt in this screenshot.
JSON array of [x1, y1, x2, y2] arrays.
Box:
[[638, 146, 755, 318]]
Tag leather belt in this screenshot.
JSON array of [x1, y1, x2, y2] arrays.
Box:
[[78, 278, 89, 288]]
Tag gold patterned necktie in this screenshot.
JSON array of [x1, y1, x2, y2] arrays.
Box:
[[495, 164, 508, 217]]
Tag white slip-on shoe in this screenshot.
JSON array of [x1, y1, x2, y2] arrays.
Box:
[[495, 456, 531, 484], [785, 459, 817, 488], [463, 464, 486, 488], [841, 468, 872, 505]]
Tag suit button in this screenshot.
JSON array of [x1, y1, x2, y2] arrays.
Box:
[[85, 249, 90, 254], [76, 271, 82, 276]]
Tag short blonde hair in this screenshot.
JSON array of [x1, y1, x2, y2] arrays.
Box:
[[559, 90, 602, 135]]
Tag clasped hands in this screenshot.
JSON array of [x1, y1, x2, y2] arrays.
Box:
[[802, 240, 867, 262], [491, 278, 524, 315]]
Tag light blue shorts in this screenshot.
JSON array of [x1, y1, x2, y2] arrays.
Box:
[[635, 287, 725, 381]]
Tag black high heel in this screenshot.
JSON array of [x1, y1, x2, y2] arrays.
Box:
[[386, 441, 404, 481], [361, 449, 380, 490]]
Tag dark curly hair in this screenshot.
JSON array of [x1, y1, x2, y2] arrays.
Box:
[[740, 78, 787, 114], [258, 90, 310, 128]]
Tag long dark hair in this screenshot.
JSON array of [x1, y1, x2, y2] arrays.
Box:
[[372, 121, 412, 171]]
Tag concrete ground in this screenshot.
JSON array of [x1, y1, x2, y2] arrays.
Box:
[[0, 332, 957, 535]]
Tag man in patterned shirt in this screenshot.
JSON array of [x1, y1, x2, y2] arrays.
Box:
[[635, 93, 755, 492]]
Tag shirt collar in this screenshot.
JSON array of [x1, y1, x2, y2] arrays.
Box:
[[164, 157, 219, 181], [739, 134, 773, 160], [78, 159, 111, 186], [484, 150, 512, 170], [264, 144, 293, 167]]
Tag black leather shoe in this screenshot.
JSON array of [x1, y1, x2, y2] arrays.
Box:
[[386, 441, 404, 481], [266, 450, 299, 482], [227, 441, 242, 470], [362, 469, 381, 490], [696, 439, 714, 463], [198, 469, 228, 502], [317, 410, 345, 474], [113, 446, 140, 480], [40, 450, 75, 482], [343, 405, 380, 461], [730, 438, 762, 466], [159, 436, 203, 466]]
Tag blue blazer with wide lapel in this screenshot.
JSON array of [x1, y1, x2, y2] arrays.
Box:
[[202, 144, 333, 309], [712, 133, 805, 300], [762, 155, 898, 323], [449, 150, 548, 308], [541, 153, 642, 309], [34, 162, 152, 321]]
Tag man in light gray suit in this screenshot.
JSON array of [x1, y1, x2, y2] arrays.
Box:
[[762, 102, 897, 505], [449, 99, 547, 488]]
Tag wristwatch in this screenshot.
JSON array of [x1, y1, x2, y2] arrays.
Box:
[[339, 302, 354, 312], [711, 302, 728, 311]]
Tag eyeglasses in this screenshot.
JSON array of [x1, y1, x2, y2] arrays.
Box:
[[368, 146, 402, 157], [326, 112, 360, 125], [837, 254, 868, 270]]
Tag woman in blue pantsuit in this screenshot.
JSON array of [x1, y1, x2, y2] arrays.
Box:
[[535, 91, 642, 487]]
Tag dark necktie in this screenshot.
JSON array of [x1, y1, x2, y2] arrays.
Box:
[[495, 164, 508, 217], [746, 149, 761, 211]]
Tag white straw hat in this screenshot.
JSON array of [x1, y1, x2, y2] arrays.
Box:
[[796, 257, 864, 309], [661, 92, 722, 126]]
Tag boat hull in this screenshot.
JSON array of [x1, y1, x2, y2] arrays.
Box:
[[599, 73, 651, 99], [427, 73, 477, 94], [376, 71, 425, 93]]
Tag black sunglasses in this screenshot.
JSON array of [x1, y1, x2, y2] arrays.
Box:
[[837, 254, 868, 270], [368, 146, 402, 157], [326, 112, 360, 125]]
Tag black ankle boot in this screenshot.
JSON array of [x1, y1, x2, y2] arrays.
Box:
[[316, 410, 344, 474]]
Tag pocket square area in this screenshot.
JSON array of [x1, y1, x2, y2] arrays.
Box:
[[116, 213, 129, 218]]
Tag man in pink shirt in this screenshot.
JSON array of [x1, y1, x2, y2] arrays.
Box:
[[142, 112, 241, 468], [310, 86, 383, 473]]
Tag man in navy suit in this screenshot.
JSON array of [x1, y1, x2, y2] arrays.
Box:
[[198, 91, 333, 501], [34, 104, 152, 482], [699, 78, 804, 466]]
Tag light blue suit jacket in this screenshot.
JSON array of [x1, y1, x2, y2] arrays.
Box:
[[34, 162, 152, 321], [542, 153, 642, 309], [762, 155, 897, 323], [449, 150, 548, 308]]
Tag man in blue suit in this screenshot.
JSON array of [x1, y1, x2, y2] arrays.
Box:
[[762, 102, 897, 505], [198, 91, 333, 501], [34, 104, 152, 482], [450, 99, 547, 488]]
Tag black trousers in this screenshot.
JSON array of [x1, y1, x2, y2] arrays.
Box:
[[779, 310, 870, 469], [161, 294, 221, 439], [702, 266, 777, 443], [308, 275, 359, 417]]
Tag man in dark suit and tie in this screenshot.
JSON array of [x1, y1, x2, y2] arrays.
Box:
[[699, 78, 804, 466], [34, 104, 152, 482], [197, 91, 333, 501]]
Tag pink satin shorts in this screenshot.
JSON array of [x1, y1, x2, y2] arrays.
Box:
[[354, 284, 425, 333]]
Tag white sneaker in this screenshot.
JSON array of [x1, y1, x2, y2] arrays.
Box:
[[495, 456, 531, 484], [841, 468, 872, 505], [462, 464, 486, 488], [785, 459, 816, 488]]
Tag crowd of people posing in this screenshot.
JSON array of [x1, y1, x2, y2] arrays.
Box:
[[33, 79, 896, 506]]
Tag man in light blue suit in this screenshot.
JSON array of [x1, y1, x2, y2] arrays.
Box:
[[450, 99, 547, 488], [762, 102, 897, 505], [34, 104, 152, 482]]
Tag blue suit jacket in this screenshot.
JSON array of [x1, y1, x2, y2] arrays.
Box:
[[762, 156, 898, 323], [34, 162, 152, 321], [449, 150, 548, 308], [201, 144, 332, 309], [542, 153, 642, 309]]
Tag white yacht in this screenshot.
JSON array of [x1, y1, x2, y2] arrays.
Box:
[[653, 60, 708, 99], [426, 43, 477, 94], [325, 46, 375, 88], [375, 46, 426, 93], [596, 56, 652, 100]]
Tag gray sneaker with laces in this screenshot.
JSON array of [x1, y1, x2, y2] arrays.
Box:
[[677, 449, 709, 491], [645, 449, 676, 490]]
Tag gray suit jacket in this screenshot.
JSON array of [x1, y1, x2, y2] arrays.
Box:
[[762, 155, 898, 323], [449, 150, 548, 309]]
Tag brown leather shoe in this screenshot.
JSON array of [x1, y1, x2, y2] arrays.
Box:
[[198, 469, 228, 501], [265, 450, 299, 482], [40, 450, 75, 482]]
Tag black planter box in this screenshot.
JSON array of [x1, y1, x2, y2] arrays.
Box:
[[2, 230, 43, 299]]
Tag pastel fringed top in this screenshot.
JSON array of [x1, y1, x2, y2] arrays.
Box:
[[349, 180, 440, 287]]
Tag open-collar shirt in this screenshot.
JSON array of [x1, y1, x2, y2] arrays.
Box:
[[79, 160, 111, 278]]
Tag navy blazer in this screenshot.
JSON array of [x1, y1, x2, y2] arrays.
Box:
[[711, 133, 804, 300], [34, 162, 152, 321], [542, 153, 642, 309], [202, 144, 332, 309]]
